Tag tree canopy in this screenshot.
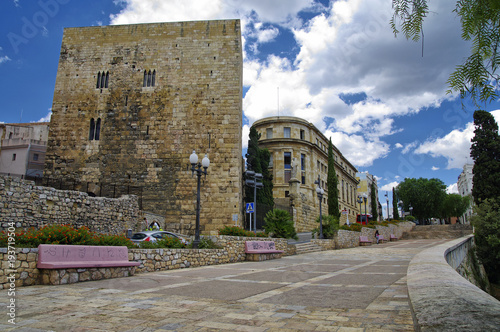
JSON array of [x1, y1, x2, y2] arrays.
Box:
[[392, 187, 400, 219], [470, 110, 500, 204], [396, 177, 447, 221], [391, 0, 500, 106]]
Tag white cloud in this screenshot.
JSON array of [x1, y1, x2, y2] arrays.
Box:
[[394, 143, 403, 149], [446, 183, 458, 194], [380, 181, 398, 191], [37, 111, 52, 123], [242, 124, 250, 149], [0, 56, 11, 65], [402, 141, 418, 154], [431, 166, 439, 171]]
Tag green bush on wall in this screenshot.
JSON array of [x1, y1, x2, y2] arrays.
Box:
[[218, 226, 268, 238], [311, 215, 339, 239], [263, 209, 298, 240]]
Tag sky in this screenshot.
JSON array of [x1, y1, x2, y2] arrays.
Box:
[[1, 0, 499, 217]]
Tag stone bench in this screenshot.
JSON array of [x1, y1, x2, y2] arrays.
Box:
[[245, 241, 284, 261], [37, 244, 139, 285], [377, 235, 387, 243], [390, 234, 398, 241], [359, 236, 372, 246]]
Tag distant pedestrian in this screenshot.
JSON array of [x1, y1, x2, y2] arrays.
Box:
[[375, 230, 380, 244]]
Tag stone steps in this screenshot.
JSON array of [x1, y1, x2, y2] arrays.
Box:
[[295, 242, 324, 255], [402, 225, 473, 240]]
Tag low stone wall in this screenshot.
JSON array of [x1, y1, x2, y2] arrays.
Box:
[[335, 229, 360, 248], [311, 238, 335, 250], [407, 235, 500, 331], [0, 175, 139, 235]]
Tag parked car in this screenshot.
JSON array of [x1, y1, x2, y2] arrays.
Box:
[[130, 231, 190, 245]]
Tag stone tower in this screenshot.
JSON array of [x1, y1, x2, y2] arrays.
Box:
[[44, 20, 243, 235]]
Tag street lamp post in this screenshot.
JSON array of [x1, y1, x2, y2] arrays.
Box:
[[314, 175, 325, 239], [357, 195, 363, 222], [363, 193, 368, 224], [189, 150, 210, 249], [398, 200, 404, 221], [385, 192, 389, 221]]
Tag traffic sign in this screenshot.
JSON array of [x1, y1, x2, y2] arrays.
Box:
[[246, 202, 254, 213]]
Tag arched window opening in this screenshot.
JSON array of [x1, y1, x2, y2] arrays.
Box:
[[104, 71, 109, 88], [143, 70, 147, 87], [147, 70, 152, 87], [96, 72, 101, 88], [152, 70, 156, 87], [89, 118, 95, 140], [100, 72, 105, 89]]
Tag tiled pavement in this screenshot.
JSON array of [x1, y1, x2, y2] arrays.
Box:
[[0, 239, 447, 331]]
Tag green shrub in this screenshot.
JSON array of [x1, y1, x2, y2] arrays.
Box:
[[340, 223, 362, 232], [406, 216, 416, 222], [218, 226, 267, 238], [263, 209, 298, 240], [192, 237, 222, 249], [138, 236, 186, 249], [311, 215, 339, 239]]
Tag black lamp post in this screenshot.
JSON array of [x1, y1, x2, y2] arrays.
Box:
[[357, 195, 363, 221], [189, 150, 210, 249], [363, 193, 368, 224], [314, 175, 325, 239], [385, 192, 390, 221]]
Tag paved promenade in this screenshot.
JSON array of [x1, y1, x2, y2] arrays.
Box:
[[1, 239, 447, 331]]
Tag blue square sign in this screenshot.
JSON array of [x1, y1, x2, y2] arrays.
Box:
[[246, 203, 254, 213]]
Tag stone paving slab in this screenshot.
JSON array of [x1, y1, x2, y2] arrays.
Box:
[[0, 239, 448, 331]]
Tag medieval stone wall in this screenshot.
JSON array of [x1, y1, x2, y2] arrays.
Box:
[[44, 20, 243, 235], [0, 175, 139, 233]]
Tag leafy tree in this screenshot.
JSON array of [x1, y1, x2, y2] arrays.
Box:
[[392, 187, 400, 219], [441, 193, 470, 223], [312, 214, 339, 239], [370, 182, 379, 221], [396, 177, 447, 222], [470, 110, 500, 205], [263, 209, 298, 240], [245, 127, 274, 206], [391, 0, 500, 106], [327, 138, 340, 218], [471, 198, 500, 284]]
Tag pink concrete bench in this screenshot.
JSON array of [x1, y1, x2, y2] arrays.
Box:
[[37, 244, 140, 269], [377, 235, 387, 243], [390, 234, 398, 241], [245, 241, 284, 254], [359, 236, 372, 246]]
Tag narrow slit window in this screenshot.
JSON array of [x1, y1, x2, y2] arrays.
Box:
[[152, 70, 156, 86], [96, 72, 101, 88], [95, 118, 101, 140], [143, 70, 147, 87], [147, 70, 152, 87], [89, 118, 95, 140], [105, 71, 109, 88]]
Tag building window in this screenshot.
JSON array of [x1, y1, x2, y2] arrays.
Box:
[[33, 154, 39, 161], [143, 70, 156, 87], [96, 71, 109, 88], [301, 154, 305, 171], [89, 118, 101, 141], [284, 152, 291, 183], [300, 129, 305, 140], [285, 191, 290, 197], [284, 127, 291, 138], [266, 128, 273, 139], [12, 154, 16, 161]]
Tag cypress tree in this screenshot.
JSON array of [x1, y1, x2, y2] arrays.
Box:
[[327, 138, 340, 218], [370, 182, 378, 221], [470, 110, 500, 205], [392, 187, 400, 219]]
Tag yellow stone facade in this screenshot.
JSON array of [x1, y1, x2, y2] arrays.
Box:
[[44, 20, 243, 235], [253, 116, 359, 232]]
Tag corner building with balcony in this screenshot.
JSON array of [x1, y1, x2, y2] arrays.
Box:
[[252, 116, 359, 232], [44, 20, 243, 235]]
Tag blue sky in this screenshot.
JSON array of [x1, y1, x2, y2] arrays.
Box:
[[1, 0, 499, 216]]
